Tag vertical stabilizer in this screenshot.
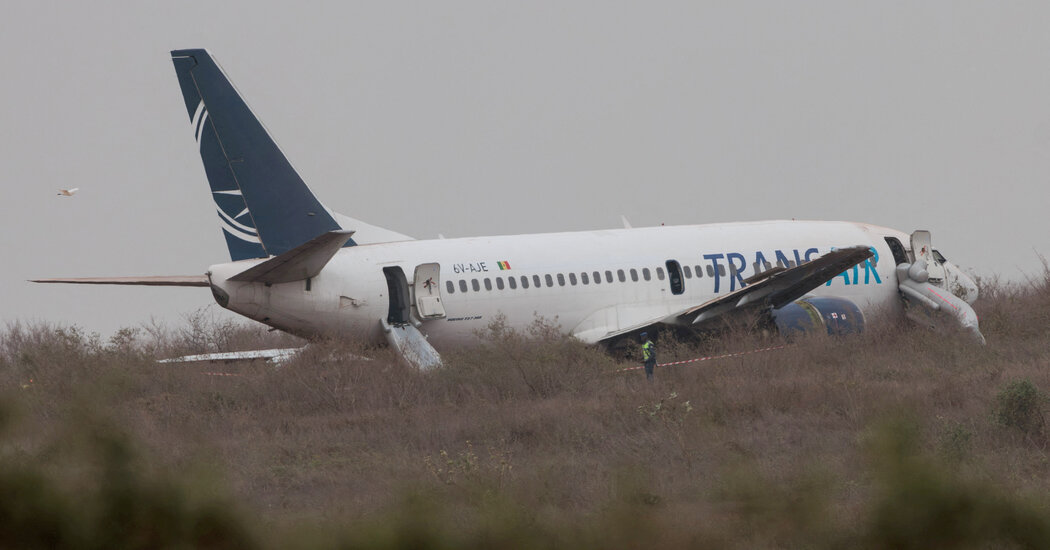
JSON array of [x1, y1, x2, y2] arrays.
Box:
[[170, 49, 352, 260]]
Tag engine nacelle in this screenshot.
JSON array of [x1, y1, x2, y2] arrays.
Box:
[[771, 297, 865, 337]]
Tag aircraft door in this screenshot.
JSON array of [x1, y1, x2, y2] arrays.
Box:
[[910, 230, 946, 286], [413, 263, 446, 319], [665, 260, 684, 295], [382, 267, 412, 325], [884, 237, 908, 265]]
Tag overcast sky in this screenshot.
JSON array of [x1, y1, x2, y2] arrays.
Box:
[[3, 1, 1048, 337]]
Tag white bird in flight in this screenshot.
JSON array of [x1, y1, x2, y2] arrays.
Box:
[[57, 188, 79, 196]]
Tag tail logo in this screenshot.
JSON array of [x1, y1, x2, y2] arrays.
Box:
[[191, 100, 210, 148], [213, 189, 261, 244], [192, 100, 262, 245]]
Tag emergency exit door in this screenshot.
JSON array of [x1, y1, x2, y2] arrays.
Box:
[[910, 230, 946, 286], [413, 263, 446, 319]]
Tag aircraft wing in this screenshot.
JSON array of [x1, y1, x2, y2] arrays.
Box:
[[594, 246, 874, 341], [31, 276, 209, 287], [677, 245, 874, 325], [157, 347, 304, 364]]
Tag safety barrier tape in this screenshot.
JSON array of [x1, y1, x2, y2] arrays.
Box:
[[615, 344, 790, 373]]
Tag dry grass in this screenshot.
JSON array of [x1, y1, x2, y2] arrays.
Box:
[[4, 277, 1050, 548]]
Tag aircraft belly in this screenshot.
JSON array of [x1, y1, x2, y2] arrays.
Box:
[[423, 291, 607, 348], [228, 272, 388, 345]]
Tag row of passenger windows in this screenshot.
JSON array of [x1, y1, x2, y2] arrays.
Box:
[[443, 258, 804, 295], [445, 262, 723, 295], [446, 269, 643, 294]]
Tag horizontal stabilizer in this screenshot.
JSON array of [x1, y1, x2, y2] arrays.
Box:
[[229, 230, 354, 284], [31, 276, 209, 287]]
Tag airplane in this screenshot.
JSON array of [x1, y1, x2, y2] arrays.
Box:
[[32, 49, 985, 369]]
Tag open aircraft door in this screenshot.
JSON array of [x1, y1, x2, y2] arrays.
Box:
[[413, 263, 446, 319], [910, 230, 946, 286]]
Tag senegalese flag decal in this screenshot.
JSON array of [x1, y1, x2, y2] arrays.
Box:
[[497, 261, 511, 270]]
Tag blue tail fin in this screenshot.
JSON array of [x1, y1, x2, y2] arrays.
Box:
[[170, 49, 354, 261]]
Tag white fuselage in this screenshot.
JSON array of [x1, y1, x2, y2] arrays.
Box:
[[207, 220, 919, 349]]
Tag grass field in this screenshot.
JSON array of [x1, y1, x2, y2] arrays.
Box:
[[4, 273, 1050, 549]]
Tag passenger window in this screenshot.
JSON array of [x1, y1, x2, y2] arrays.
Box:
[[557, 274, 565, 286], [446, 281, 455, 294], [682, 265, 691, 279], [509, 276, 517, 289], [695, 265, 703, 278], [569, 273, 578, 285], [593, 271, 601, 284], [642, 268, 651, 281], [617, 269, 626, 282], [472, 279, 480, 291], [605, 270, 613, 283], [459, 280, 468, 293], [630, 269, 639, 282], [521, 276, 530, 289], [496, 277, 505, 290], [656, 267, 665, 280], [545, 274, 554, 287], [533, 275, 541, 287], [581, 272, 589, 285], [484, 279, 493, 291], [718, 265, 726, 276], [707, 265, 715, 277]]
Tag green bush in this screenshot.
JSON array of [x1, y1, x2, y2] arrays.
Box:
[[994, 379, 1045, 436]]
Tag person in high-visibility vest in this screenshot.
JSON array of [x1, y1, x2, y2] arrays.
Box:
[[641, 332, 656, 382]]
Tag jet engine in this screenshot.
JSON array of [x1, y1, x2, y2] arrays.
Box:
[[771, 297, 865, 337]]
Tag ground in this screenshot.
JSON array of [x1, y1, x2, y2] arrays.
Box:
[[3, 274, 1050, 549]]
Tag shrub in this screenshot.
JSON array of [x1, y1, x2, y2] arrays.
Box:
[[994, 379, 1045, 436]]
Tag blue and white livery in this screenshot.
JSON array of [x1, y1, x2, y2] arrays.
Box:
[[34, 49, 983, 367]]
